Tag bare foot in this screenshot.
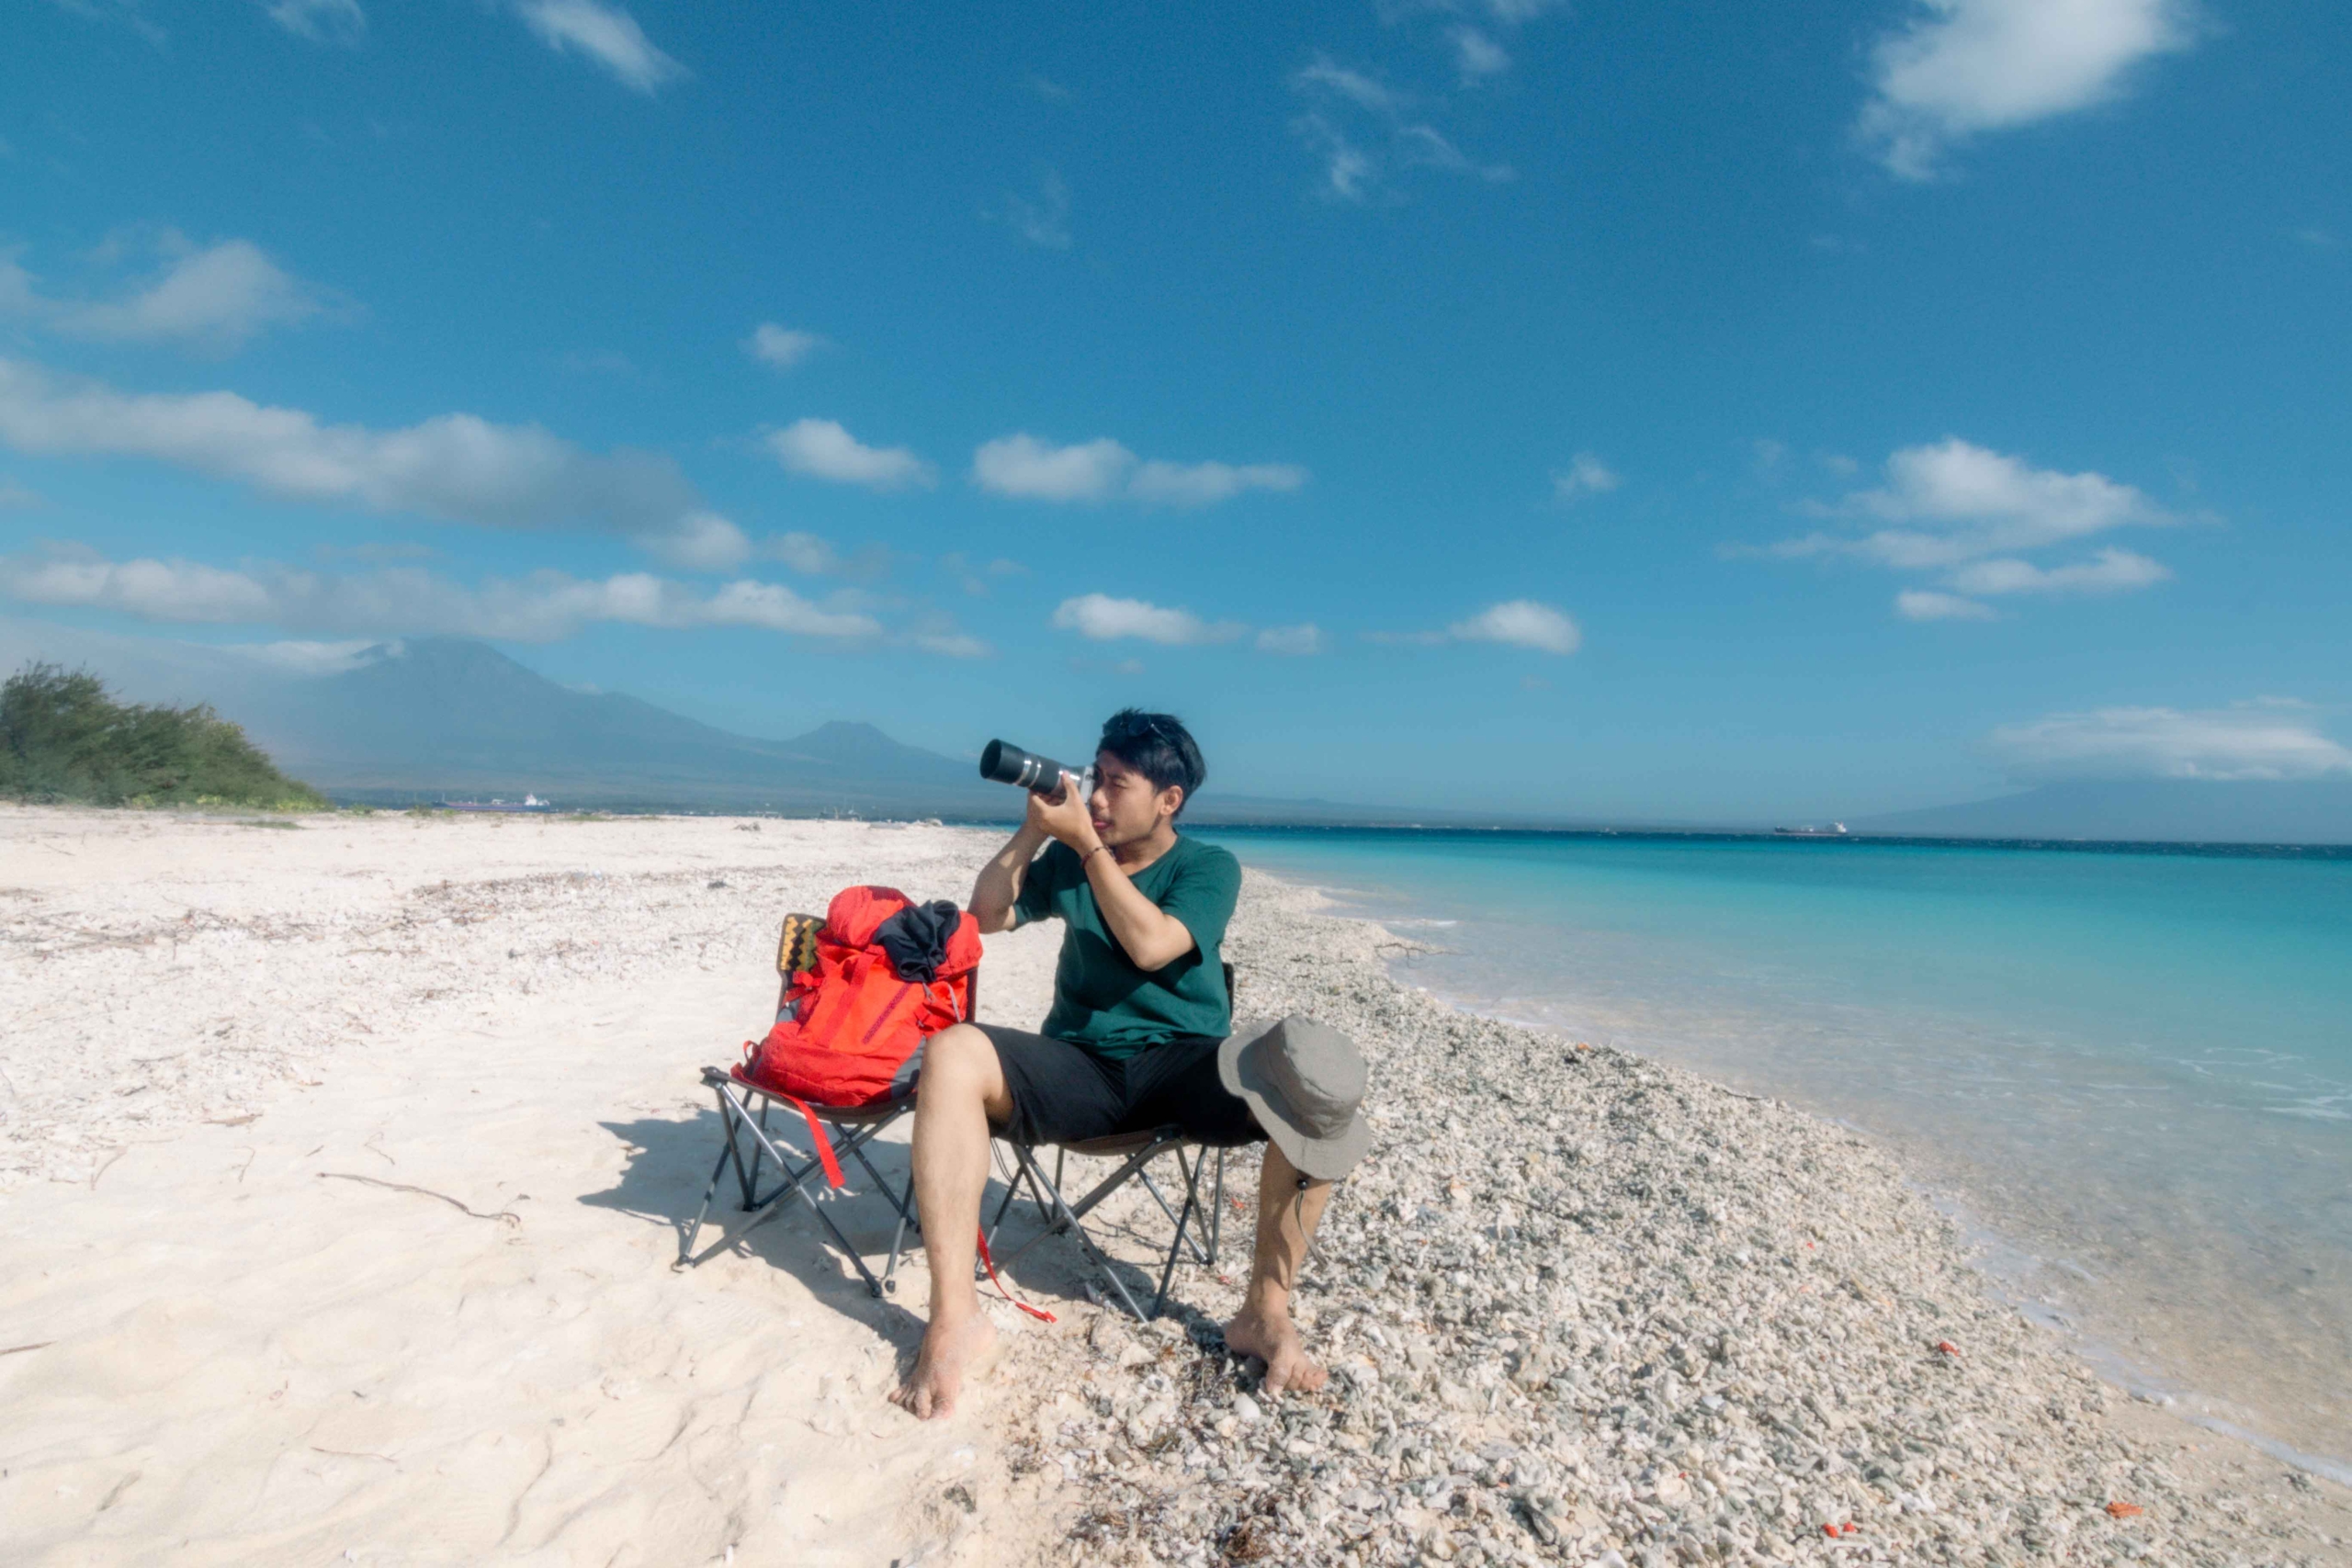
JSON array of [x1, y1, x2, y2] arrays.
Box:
[[889, 1310, 999, 1420], [1223, 1303, 1326, 1397]]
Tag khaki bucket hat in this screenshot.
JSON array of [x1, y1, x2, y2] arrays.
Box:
[[1217, 1015, 1371, 1180]]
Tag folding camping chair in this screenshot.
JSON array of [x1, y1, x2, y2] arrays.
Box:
[[676, 912, 966, 1298], [979, 963, 1240, 1322]]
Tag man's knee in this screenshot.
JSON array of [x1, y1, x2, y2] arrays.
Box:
[[919, 1024, 1004, 1102]]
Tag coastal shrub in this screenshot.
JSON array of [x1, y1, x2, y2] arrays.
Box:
[[0, 663, 327, 811]]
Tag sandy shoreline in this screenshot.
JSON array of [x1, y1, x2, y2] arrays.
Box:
[[4, 806, 2349, 1565]]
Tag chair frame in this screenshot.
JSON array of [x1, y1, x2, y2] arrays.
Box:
[[986, 1131, 1229, 1321], [674, 913, 967, 1298], [675, 1066, 921, 1298]]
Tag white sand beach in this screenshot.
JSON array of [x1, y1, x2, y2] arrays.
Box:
[[4, 807, 2349, 1566]]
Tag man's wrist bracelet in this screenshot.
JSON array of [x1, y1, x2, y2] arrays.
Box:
[[1082, 842, 1112, 863]]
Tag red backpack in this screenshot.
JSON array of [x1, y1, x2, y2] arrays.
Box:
[[741, 885, 980, 1109], [735, 886, 1052, 1322]]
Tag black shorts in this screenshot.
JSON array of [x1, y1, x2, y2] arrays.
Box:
[[978, 1025, 1265, 1149]]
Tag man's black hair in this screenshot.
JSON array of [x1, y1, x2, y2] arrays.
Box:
[[1098, 708, 1206, 817]]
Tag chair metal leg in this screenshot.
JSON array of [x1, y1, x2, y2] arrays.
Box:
[[717, 1082, 763, 1210], [684, 1093, 809, 1266], [679, 1136, 735, 1266], [779, 1173, 891, 1296], [1131, 1161, 1215, 1267], [742, 1100, 775, 1209], [681, 1088, 909, 1295], [986, 1168, 1023, 1246], [1014, 1144, 1153, 1322], [1207, 1146, 1227, 1266], [882, 1204, 913, 1296], [989, 1144, 1065, 1266], [838, 1112, 920, 1294], [989, 1135, 1228, 1322], [1151, 1146, 1204, 1317]]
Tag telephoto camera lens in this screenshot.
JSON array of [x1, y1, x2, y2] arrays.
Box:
[[979, 739, 1073, 795]]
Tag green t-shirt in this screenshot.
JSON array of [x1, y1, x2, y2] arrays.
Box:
[[1012, 833, 1242, 1060]]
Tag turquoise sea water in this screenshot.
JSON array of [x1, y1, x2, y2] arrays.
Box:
[[1195, 828, 2352, 1474]]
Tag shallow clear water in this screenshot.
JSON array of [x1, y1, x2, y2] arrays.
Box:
[[1195, 827, 2352, 1472]]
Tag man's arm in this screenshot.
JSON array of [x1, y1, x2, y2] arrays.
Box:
[[969, 816, 1053, 934], [1023, 781, 1198, 969], [1080, 847, 1198, 971]]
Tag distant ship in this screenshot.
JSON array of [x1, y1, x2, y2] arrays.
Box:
[[1773, 821, 1849, 837], [446, 794, 553, 813]]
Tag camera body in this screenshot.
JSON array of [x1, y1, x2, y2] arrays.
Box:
[[979, 739, 1094, 802]]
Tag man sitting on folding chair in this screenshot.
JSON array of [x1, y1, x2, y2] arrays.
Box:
[[891, 708, 1370, 1421]]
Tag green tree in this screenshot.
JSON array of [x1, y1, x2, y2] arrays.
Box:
[[0, 663, 327, 810]]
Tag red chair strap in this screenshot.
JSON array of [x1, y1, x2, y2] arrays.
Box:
[[776, 1093, 845, 1189], [975, 1227, 1056, 1323]]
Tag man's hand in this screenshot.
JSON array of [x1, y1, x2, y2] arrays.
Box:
[[1026, 773, 1101, 854]]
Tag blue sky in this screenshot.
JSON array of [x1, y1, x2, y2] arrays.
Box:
[[3, 0, 2348, 818]]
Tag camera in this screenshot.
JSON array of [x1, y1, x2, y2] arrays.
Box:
[[979, 739, 1093, 801]]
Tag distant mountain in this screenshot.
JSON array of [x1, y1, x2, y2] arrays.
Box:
[[237, 638, 1010, 816], [1856, 778, 2352, 845]]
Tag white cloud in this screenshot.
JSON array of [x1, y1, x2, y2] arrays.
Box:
[[0, 543, 880, 644], [1129, 458, 1309, 507], [234, 637, 382, 674], [759, 531, 889, 581], [1291, 115, 1381, 203], [1288, 54, 1512, 201], [971, 434, 1306, 507], [972, 434, 1135, 502], [1551, 452, 1621, 502], [512, 0, 687, 94], [743, 322, 823, 370], [1050, 593, 1246, 647], [1255, 624, 1325, 656], [1858, 0, 2197, 179], [908, 615, 992, 660], [1895, 589, 1999, 622], [912, 631, 991, 659], [940, 552, 1024, 596], [763, 418, 933, 491], [3, 237, 332, 352], [1821, 438, 2164, 566], [763, 532, 842, 576], [1767, 438, 2177, 621], [1990, 703, 2352, 783], [1450, 26, 1510, 82], [316, 539, 436, 563], [4, 547, 276, 623], [1295, 57, 1407, 114], [1477, 0, 1562, 20], [1005, 170, 1072, 250], [47, 0, 166, 45], [1447, 599, 1581, 654], [1946, 546, 2170, 596], [0, 253, 37, 317], [0, 357, 729, 561], [1394, 124, 1514, 183], [638, 511, 751, 571], [263, 0, 365, 44]]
